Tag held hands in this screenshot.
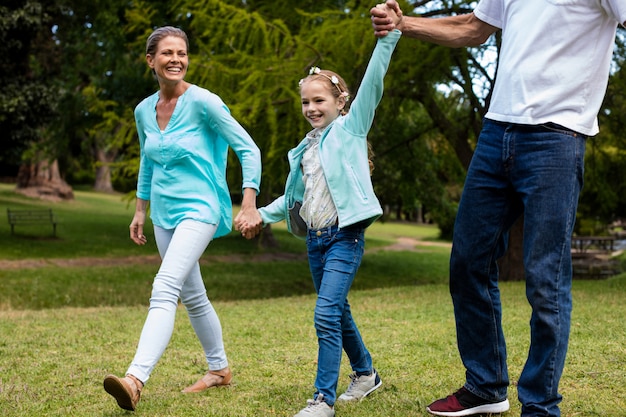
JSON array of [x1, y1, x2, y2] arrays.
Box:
[[234, 206, 263, 239], [234, 188, 263, 240], [370, 0, 404, 37]]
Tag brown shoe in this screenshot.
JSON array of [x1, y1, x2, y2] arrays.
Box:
[[182, 367, 232, 393], [103, 374, 143, 411]]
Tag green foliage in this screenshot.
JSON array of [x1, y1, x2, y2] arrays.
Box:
[[164, 0, 467, 223], [47, 0, 160, 189], [2, 0, 625, 231], [0, 1, 58, 170], [579, 32, 626, 226], [171, 0, 324, 200]]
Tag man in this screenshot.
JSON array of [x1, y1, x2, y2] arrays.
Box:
[[371, 1, 626, 416]]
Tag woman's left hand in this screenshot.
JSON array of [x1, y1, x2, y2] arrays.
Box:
[[235, 188, 262, 239], [235, 206, 262, 239]]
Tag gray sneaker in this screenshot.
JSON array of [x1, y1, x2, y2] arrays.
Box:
[[294, 394, 335, 417], [337, 369, 382, 402]]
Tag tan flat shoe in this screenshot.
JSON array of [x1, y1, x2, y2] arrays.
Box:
[[103, 374, 143, 411], [182, 367, 232, 393]]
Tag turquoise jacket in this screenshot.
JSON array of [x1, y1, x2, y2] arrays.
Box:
[[135, 84, 261, 237], [259, 30, 401, 237]]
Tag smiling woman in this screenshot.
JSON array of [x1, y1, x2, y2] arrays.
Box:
[[101, 26, 263, 412], [144, 28, 189, 132]]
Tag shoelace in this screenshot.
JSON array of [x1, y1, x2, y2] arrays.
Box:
[[345, 372, 367, 392], [345, 373, 358, 390], [303, 394, 330, 413]]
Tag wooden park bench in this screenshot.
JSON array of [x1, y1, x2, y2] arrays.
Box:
[[571, 235, 621, 279], [7, 208, 57, 237], [571, 235, 617, 255]]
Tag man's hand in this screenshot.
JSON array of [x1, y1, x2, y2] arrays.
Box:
[[370, 0, 404, 37]]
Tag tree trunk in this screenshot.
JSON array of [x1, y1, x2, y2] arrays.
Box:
[[497, 217, 525, 281], [16, 159, 74, 201], [93, 147, 116, 193], [260, 223, 279, 248]]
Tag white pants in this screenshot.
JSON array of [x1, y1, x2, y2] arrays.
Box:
[[127, 219, 228, 383]]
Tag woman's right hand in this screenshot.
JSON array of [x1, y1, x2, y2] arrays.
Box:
[[130, 199, 149, 245]]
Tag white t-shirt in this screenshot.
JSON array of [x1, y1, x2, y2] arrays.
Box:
[[474, 0, 626, 136]]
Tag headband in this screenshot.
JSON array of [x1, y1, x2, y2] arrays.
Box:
[[299, 67, 350, 101]]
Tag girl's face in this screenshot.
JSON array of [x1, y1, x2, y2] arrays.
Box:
[[300, 80, 346, 129], [147, 36, 188, 86]]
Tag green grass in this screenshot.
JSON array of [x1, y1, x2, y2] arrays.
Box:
[[0, 183, 304, 259], [0, 183, 625, 416]]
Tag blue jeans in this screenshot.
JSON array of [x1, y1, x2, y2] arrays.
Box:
[[306, 224, 373, 406], [450, 119, 585, 416], [127, 220, 228, 383]]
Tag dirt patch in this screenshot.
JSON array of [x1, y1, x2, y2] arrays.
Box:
[[0, 237, 450, 270], [367, 237, 451, 253], [0, 252, 309, 270]]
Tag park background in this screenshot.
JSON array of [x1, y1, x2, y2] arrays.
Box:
[[3, 0, 626, 243], [1, 0, 625, 416]]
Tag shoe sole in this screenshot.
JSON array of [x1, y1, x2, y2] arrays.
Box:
[[337, 377, 383, 402], [426, 399, 510, 416], [103, 375, 136, 411]]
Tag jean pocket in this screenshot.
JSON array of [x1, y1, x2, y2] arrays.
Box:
[[540, 123, 585, 139], [333, 227, 364, 246]]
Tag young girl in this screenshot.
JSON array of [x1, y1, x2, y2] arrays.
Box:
[[242, 22, 401, 417]]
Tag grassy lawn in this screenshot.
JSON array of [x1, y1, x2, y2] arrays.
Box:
[[0, 183, 625, 416]]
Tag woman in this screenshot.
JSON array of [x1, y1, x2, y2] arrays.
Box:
[[103, 26, 262, 412]]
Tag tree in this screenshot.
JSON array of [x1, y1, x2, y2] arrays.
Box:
[[399, 1, 626, 279], [385, 0, 524, 276], [579, 31, 626, 231], [0, 1, 62, 194], [159, 0, 472, 245], [47, 0, 160, 192], [12, 0, 618, 265], [1, 0, 145, 198]]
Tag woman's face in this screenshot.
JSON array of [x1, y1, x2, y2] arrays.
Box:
[[300, 80, 345, 129], [146, 36, 188, 85]]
